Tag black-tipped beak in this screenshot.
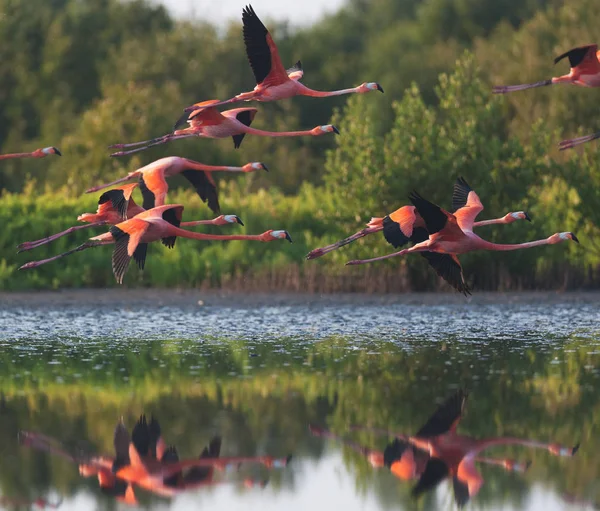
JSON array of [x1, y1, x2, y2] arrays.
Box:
[[524, 212, 531, 222], [285, 232, 293, 243], [261, 162, 269, 172], [53, 147, 62, 156], [376, 83, 384, 93], [332, 126, 340, 135], [235, 216, 244, 226], [571, 443, 580, 455], [571, 233, 579, 244], [286, 454, 293, 465]]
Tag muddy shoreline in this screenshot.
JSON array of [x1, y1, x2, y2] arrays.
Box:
[[1, 288, 599, 308]]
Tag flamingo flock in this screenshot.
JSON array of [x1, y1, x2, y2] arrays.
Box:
[[20, 414, 291, 505], [310, 389, 579, 508], [5, 5, 581, 292]]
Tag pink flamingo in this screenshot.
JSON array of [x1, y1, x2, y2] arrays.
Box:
[[19, 204, 292, 283], [109, 101, 338, 157], [346, 389, 578, 507], [85, 156, 268, 213], [493, 44, 600, 93], [306, 178, 530, 260], [17, 183, 243, 253], [0, 146, 61, 161], [345, 178, 578, 293], [180, 5, 382, 113]]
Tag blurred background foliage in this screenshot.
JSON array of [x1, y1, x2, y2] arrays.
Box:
[[1, 0, 600, 290]]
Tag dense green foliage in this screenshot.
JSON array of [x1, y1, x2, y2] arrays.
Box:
[[1, 0, 600, 290]]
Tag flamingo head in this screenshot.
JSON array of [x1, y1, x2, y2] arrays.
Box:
[[506, 211, 531, 223], [79, 464, 98, 477], [551, 232, 579, 244], [360, 82, 384, 93], [503, 459, 532, 473], [368, 451, 385, 468], [223, 214, 244, 226], [243, 162, 269, 173], [33, 146, 61, 158], [264, 230, 293, 243], [313, 125, 340, 136], [548, 443, 580, 456]]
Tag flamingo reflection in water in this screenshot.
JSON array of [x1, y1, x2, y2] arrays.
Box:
[[20, 414, 291, 505], [310, 389, 579, 508]]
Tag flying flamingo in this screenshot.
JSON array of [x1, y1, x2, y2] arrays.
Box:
[[109, 101, 339, 157], [0, 146, 61, 161], [17, 183, 243, 253], [345, 178, 578, 293], [493, 44, 600, 94], [85, 156, 267, 213], [346, 389, 578, 507], [178, 5, 382, 114], [19, 204, 292, 283], [306, 177, 531, 260]]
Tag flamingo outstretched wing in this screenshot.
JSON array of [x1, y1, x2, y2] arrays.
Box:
[[411, 457, 449, 498], [452, 177, 484, 232], [109, 218, 150, 284], [382, 206, 417, 248], [408, 191, 465, 239], [222, 107, 258, 149], [416, 388, 469, 438], [420, 253, 471, 296], [242, 5, 290, 87], [97, 183, 139, 220], [160, 206, 183, 249], [139, 171, 167, 210], [180, 171, 219, 214], [554, 44, 599, 71]]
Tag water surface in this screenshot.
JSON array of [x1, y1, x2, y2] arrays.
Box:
[[0, 290, 598, 510]]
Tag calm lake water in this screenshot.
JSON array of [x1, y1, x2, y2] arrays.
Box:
[[0, 290, 598, 510]]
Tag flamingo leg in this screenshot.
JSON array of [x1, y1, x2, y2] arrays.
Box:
[[306, 227, 382, 260], [85, 175, 134, 193], [345, 247, 412, 266], [492, 79, 553, 94], [17, 222, 107, 253], [109, 134, 197, 157], [559, 131, 600, 150], [18, 241, 109, 270]]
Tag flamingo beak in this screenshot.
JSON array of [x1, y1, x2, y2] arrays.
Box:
[[235, 215, 244, 226], [571, 443, 580, 455], [52, 147, 62, 156], [332, 126, 340, 135], [523, 212, 531, 222], [570, 233, 579, 244], [284, 232, 293, 243], [261, 162, 269, 172], [376, 83, 384, 93]]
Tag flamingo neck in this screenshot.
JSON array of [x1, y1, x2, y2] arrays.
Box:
[[474, 237, 552, 252], [241, 126, 315, 137], [168, 226, 265, 242], [299, 84, 360, 98], [473, 217, 508, 227], [471, 436, 548, 455], [181, 159, 242, 172], [0, 152, 34, 160]]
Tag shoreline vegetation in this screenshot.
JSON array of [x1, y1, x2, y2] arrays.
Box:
[[2, 0, 600, 292]]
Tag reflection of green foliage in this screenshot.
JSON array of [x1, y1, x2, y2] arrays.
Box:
[[0, 335, 597, 508]]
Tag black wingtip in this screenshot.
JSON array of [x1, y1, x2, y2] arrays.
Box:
[[332, 125, 340, 135], [285, 231, 293, 243], [572, 443, 580, 455], [235, 216, 244, 226], [376, 83, 384, 93], [53, 147, 62, 156]]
